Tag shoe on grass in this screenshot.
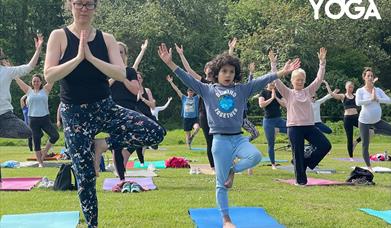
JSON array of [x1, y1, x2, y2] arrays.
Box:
[[121, 182, 132, 193], [131, 183, 142, 193]]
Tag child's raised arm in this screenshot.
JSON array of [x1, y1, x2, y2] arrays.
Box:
[[159, 43, 206, 96], [228, 37, 237, 56]]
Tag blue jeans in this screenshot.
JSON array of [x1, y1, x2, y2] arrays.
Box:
[[263, 117, 287, 164], [212, 134, 262, 217]]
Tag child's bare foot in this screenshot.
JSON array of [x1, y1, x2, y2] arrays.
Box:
[[224, 167, 235, 188], [94, 139, 108, 177], [223, 215, 236, 228], [247, 168, 253, 175]]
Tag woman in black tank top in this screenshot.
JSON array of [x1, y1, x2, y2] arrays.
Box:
[[43, 2, 165, 227], [324, 80, 361, 159]]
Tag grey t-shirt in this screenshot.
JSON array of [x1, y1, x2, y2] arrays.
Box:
[[173, 67, 277, 134]]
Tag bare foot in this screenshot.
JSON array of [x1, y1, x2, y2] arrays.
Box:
[[271, 164, 277, 170], [247, 168, 253, 175], [349, 157, 354, 162], [94, 139, 108, 177], [224, 168, 235, 188], [223, 215, 236, 228]]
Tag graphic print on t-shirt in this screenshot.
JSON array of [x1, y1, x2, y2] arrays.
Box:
[[184, 98, 195, 113], [214, 89, 238, 119]]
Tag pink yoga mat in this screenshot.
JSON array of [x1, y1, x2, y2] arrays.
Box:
[[0, 177, 41, 191], [277, 178, 351, 186]]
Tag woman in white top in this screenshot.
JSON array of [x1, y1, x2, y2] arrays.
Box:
[[356, 67, 391, 171], [15, 74, 59, 167], [0, 35, 42, 139], [151, 97, 172, 120]]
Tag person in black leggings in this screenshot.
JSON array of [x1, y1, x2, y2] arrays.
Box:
[[15, 74, 59, 167], [324, 80, 362, 160], [110, 40, 163, 180]]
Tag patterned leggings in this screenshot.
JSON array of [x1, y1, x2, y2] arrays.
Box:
[[61, 97, 165, 228]]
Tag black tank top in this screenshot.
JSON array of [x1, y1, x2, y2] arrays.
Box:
[[343, 95, 357, 110], [59, 27, 110, 104], [111, 67, 138, 109]]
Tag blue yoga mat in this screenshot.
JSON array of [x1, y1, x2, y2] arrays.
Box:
[[191, 147, 207, 151], [189, 207, 285, 228], [360, 208, 391, 224], [260, 157, 288, 163], [0, 211, 79, 228]]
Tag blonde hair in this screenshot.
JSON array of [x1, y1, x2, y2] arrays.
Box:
[[291, 68, 306, 80], [345, 81, 354, 87]]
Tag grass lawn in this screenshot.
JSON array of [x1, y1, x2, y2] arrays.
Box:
[[1, 136, 390, 227]]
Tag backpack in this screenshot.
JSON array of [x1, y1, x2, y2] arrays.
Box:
[[346, 167, 375, 185], [53, 163, 78, 191]]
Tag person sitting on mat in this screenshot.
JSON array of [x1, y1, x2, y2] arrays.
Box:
[[274, 47, 332, 186], [158, 43, 300, 228]]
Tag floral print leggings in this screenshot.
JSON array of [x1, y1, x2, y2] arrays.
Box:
[[61, 97, 165, 227]]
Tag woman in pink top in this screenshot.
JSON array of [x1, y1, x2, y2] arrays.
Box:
[[274, 48, 332, 185]]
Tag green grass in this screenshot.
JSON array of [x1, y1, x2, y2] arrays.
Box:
[[0, 131, 391, 227]]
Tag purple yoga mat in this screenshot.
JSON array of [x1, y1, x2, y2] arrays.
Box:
[[277, 178, 351, 186], [334, 158, 365, 162], [334, 158, 384, 162], [103, 177, 157, 191], [0, 177, 41, 191]]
